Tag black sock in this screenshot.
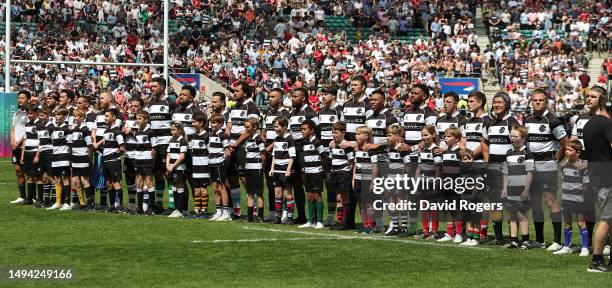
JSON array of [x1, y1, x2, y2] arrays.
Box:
[[26, 183, 36, 201], [533, 210, 544, 243], [182, 191, 189, 212], [511, 236, 518, 243], [117, 189, 124, 206], [36, 184, 44, 201], [494, 221, 503, 240], [18, 184, 26, 199], [85, 186, 94, 205], [247, 207, 254, 221], [50, 185, 57, 204], [521, 234, 530, 242], [62, 185, 70, 204], [587, 221, 595, 247], [100, 189, 108, 206], [258, 207, 264, 218], [551, 212, 562, 244], [137, 192, 143, 210], [592, 254, 603, 262], [108, 189, 116, 207]]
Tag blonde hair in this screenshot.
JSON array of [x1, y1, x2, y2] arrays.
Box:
[[356, 126, 372, 138], [445, 127, 462, 139], [386, 124, 404, 136], [245, 117, 259, 129], [511, 125, 528, 138]]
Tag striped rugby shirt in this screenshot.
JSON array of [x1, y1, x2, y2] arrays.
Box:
[[190, 130, 210, 180], [503, 146, 535, 201], [146, 97, 173, 147], [289, 104, 319, 151], [436, 110, 467, 140], [102, 123, 124, 162], [560, 160, 589, 203], [341, 95, 372, 141], [329, 146, 354, 173], [302, 135, 325, 174], [354, 147, 373, 181], [463, 113, 494, 162], [264, 107, 290, 146], [401, 103, 437, 159], [388, 144, 410, 176], [244, 133, 265, 172], [365, 108, 398, 157], [167, 136, 188, 171], [23, 119, 40, 153], [441, 145, 461, 177], [318, 104, 342, 148], [418, 143, 442, 178], [172, 103, 201, 137], [128, 124, 155, 168], [272, 132, 296, 174], [123, 114, 139, 159], [69, 123, 92, 169], [524, 110, 567, 171], [51, 122, 71, 168], [93, 107, 122, 143], [208, 128, 229, 167], [228, 98, 260, 146], [483, 114, 519, 163], [37, 120, 54, 153], [571, 112, 593, 156]]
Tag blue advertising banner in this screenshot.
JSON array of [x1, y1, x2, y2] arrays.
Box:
[[439, 78, 481, 97]]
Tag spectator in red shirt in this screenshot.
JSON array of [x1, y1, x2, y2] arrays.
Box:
[[578, 69, 591, 96]]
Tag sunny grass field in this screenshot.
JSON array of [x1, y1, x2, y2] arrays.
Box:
[[0, 160, 610, 287]]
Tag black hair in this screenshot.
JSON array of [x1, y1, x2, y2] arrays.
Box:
[[182, 85, 197, 98], [301, 119, 316, 131], [18, 90, 32, 99], [444, 91, 459, 102], [412, 83, 430, 98], [212, 92, 226, 102]]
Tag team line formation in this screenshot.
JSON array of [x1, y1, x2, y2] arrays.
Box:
[[9, 77, 612, 269]]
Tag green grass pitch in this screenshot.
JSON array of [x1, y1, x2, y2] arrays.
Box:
[[0, 160, 610, 287]]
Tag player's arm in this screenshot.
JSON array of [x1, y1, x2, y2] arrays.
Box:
[[480, 139, 490, 162]]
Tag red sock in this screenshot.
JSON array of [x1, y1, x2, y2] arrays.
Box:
[[446, 223, 454, 236], [431, 211, 439, 232], [480, 220, 489, 238], [337, 207, 343, 223], [275, 197, 282, 217], [455, 220, 464, 236], [421, 211, 430, 233]]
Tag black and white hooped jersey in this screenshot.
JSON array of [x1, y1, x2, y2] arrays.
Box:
[[172, 103, 201, 137], [228, 98, 260, 145], [51, 123, 71, 168], [302, 135, 325, 174], [85, 111, 97, 131], [94, 108, 122, 143], [388, 144, 410, 176], [272, 133, 296, 174], [524, 110, 567, 165], [37, 120, 53, 153], [167, 136, 188, 171], [147, 97, 173, 146], [571, 112, 593, 155], [102, 124, 124, 162], [69, 123, 92, 168], [436, 111, 467, 140], [244, 133, 265, 172], [354, 148, 373, 181], [65, 105, 76, 127], [503, 146, 535, 201], [341, 96, 372, 141], [289, 104, 319, 151], [23, 119, 40, 153], [401, 104, 437, 146], [561, 160, 589, 203], [123, 115, 139, 158], [483, 114, 520, 163], [208, 129, 229, 167], [366, 108, 398, 156], [441, 145, 461, 177], [329, 146, 354, 173], [129, 125, 155, 168], [264, 107, 290, 146], [418, 144, 442, 177], [318, 104, 342, 148], [190, 131, 210, 180], [463, 114, 494, 161]]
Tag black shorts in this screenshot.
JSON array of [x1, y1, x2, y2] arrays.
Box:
[[271, 172, 291, 188], [12, 147, 22, 166], [51, 166, 71, 178], [123, 157, 135, 177], [134, 165, 153, 176], [210, 165, 226, 183], [153, 145, 168, 175], [192, 178, 209, 189], [245, 172, 263, 194], [486, 168, 504, 203], [103, 160, 122, 183], [532, 170, 558, 194], [327, 172, 352, 194], [504, 199, 530, 213], [21, 151, 37, 175], [354, 179, 373, 204], [293, 150, 305, 176], [304, 173, 324, 193], [169, 170, 185, 184], [71, 167, 91, 177], [228, 147, 246, 176], [562, 200, 586, 216], [38, 151, 53, 175]]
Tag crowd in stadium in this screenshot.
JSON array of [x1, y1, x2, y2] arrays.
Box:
[[3, 0, 612, 273]]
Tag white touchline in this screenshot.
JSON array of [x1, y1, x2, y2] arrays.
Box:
[[192, 237, 345, 244], [241, 226, 490, 251]]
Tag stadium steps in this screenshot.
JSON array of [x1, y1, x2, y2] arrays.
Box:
[[587, 55, 608, 88], [476, 8, 499, 109]]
